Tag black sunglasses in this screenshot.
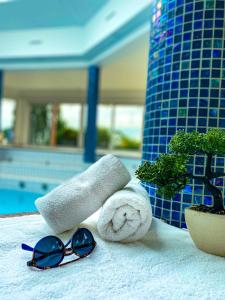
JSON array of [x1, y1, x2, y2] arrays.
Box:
[[21, 228, 96, 270]]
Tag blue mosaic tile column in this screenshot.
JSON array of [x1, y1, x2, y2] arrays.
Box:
[[0, 71, 3, 132], [142, 0, 225, 228], [84, 66, 100, 163]]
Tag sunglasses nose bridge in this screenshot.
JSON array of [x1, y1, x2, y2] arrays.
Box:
[[64, 248, 73, 256]]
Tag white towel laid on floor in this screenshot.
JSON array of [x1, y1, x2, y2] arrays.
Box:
[[3, 215, 225, 300], [97, 181, 152, 242], [35, 154, 131, 234]]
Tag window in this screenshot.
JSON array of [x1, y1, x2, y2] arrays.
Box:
[[29, 102, 144, 152], [57, 104, 81, 147], [97, 104, 144, 151], [113, 105, 144, 151], [1, 98, 16, 144], [30, 103, 82, 147], [97, 105, 112, 149], [30, 104, 52, 145]]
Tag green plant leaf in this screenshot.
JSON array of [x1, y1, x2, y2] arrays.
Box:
[[202, 128, 225, 155], [136, 154, 189, 198], [169, 130, 203, 155]]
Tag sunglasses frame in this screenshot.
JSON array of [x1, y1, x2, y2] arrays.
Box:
[[22, 228, 96, 270]]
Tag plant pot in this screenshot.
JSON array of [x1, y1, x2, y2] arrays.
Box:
[[185, 207, 225, 257]]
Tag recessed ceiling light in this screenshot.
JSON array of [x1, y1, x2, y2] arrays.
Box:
[[105, 11, 116, 21], [29, 39, 43, 45]]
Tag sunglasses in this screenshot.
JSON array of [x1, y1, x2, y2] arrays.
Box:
[[21, 228, 96, 270]]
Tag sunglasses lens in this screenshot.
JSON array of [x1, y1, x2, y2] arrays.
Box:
[[72, 228, 95, 257], [33, 236, 64, 268]]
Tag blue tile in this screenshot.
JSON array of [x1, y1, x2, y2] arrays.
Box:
[[144, 0, 225, 228]]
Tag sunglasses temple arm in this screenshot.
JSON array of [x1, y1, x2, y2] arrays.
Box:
[[21, 243, 34, 252]]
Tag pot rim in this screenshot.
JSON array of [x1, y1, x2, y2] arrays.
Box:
[[185, 206, 225, 218]]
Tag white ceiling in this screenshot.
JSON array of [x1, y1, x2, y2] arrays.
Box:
[[0, 0, 109, 30], [0, 0, 152, 69]]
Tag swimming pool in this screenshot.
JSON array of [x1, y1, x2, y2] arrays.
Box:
[[0, 147, 141, 215], [0, 189, 42, 214]]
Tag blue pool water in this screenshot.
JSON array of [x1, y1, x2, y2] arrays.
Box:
[[0, 189, 43, 214]]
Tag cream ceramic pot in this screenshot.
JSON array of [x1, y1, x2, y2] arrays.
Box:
[[185, 207, 225, 257]]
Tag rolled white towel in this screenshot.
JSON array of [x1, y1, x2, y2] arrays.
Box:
[[97, 182, 152, 242], [35, 154, 131, 233]]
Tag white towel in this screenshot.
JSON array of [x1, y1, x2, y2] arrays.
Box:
[[97, 181, 152, 242], [35, 154, 131, 233]]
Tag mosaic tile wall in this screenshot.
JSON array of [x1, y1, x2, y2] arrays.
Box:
[[142, 0, 225, 227]]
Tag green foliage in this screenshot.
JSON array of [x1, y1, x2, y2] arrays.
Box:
[[3, 128, 14, 143], [169, 130, 203, 155], [201, 128, 225, 155], [169, 129, 225, 155], [114, 131, 141, 150], [136, 128, 225, 200], [97, 128, 111, 149], [30, 105, 50, 145], [57, 117, 79, 146], [136, 154, 189, 198], [97, 128, 141, 150]]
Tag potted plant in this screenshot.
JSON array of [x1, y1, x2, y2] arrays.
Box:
[[136, 129, 225, 257]]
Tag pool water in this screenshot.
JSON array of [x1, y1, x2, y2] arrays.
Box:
[[0, 189, 43, 214]]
